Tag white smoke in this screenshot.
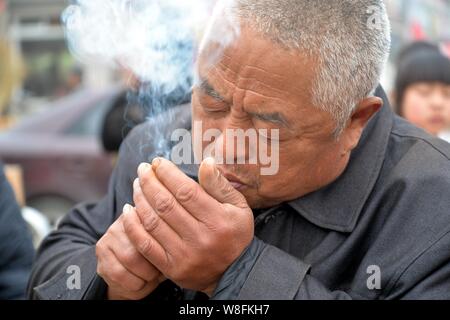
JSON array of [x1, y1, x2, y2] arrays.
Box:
[[63, 0, 214, 88], [61, 0, 240, 158]]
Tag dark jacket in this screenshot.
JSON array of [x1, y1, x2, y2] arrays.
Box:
[[0, 164, 35, 299], [28, 87, 450, 300]]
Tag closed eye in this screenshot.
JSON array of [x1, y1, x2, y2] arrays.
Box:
[[249, 112, 290, 128], [199, 79, 227, 103]]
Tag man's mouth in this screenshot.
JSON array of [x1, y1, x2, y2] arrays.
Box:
[[222, 172, 248, 191]]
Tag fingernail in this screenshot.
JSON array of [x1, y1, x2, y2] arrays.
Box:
[[204, 157, 220, 178], [152, 157, 161, 169], [204, 157, 215, 167], [133, 178, 140, 190], [138, 163, 150, 176], [123, 203, 132, 213]]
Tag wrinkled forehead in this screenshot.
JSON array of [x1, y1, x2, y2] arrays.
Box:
[[196, 24, 317, 103]]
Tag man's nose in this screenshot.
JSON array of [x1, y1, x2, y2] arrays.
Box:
[[213, 116, 254, 165]]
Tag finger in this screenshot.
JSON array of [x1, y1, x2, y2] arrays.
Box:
[[149, 158, 220, 222], [122, 204, 170, 274], [97, 246, 147, 293], [198, 157, 248, 209], [115, 244, 161, 283], [136, 163, 200, 230], [111, 214, 163, 282], [131, 184, 185, 251]]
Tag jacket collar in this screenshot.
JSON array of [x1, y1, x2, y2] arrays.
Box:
[[287, 86, 394, 232]]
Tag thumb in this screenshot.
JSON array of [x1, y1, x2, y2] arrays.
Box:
[[198, 157, 248, 209]]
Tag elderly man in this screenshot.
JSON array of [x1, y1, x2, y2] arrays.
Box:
[[29, 0, 450, 300]]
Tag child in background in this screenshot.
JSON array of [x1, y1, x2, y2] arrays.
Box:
[[393, 42, 450, 142]]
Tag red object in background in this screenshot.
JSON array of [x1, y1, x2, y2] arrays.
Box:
[[411, 21, 427, 41], [0, 1, 5, 13]]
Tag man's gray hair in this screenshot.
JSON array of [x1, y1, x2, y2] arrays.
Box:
[[232, 0, 391, 136]]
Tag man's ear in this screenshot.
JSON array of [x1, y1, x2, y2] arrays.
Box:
[[341, 97, 383, 153]]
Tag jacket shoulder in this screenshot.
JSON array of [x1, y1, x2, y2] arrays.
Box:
[[391, 115, 450, 161], [378, 115, 450, 227]]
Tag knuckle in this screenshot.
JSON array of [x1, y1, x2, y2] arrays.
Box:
[[120, 247, 139, 267], [142, 212, 160, 233], [95, 238, 108, 257], [175, 183, 198, 203], [108, 264, 146, 293], [138, 238, 153, 256], [95, 241, 104, 256], [220, 222, 233, 236], [96, 262, 105, 278], [109, 266, 126, 285], [198, 234, 215, 252], [153, 192, 176, 216], [212, 218, 231, 237]]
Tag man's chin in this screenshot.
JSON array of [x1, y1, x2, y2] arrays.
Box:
[[240, 189, 281, 210]]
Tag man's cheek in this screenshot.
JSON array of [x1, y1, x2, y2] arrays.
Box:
[[257, 168, 302, 200], [257, 175, 280, 195]]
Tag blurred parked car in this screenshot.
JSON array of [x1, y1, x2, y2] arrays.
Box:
[[0, 87, 123, 224]]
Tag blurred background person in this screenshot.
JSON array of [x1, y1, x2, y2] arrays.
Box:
[[392, 42, 450, 140], [0, 33, 35, 299], [0, 162, 35, 299]]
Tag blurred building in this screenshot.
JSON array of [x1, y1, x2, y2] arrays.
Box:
[[0, 1, 7, 35], [383, 0, 450, 91], [386, 0, 450, 56], [1, 0, 450, 114], [3, 0, 114, 118]]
